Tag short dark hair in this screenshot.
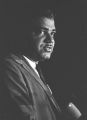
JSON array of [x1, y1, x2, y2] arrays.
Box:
[[31, 9, 55, 20], [30, 8, 55, 32]]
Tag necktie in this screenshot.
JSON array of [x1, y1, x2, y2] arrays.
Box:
[[36, 64, 62, 113], [36, 64, 46, 83]]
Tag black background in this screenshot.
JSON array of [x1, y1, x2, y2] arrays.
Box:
[[0, 0, 87, 114]]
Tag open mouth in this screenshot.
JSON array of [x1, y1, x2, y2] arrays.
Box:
[[44, 45, 53, 52]]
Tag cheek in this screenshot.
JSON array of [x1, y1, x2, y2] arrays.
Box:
[[32, 34, 46, 52], [34, 38, 45, 51]]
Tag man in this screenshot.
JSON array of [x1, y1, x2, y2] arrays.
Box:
[[0, 9, 62, 120]]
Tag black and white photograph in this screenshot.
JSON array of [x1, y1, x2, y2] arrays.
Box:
[[0, 0, 86, 120]]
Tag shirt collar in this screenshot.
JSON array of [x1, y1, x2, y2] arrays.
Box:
[[23, 56, 38, 70]]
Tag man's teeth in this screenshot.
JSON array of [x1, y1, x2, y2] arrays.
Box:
[[45, 47, 52, 52]]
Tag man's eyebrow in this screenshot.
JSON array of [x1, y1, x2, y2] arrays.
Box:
[[40, 27, 56, 32]]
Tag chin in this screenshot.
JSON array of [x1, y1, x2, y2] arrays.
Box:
[[41, 53, 51, 60]]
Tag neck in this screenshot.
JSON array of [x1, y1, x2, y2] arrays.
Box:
[[24, 50, 44, 63], [25, 53, 39, 64]]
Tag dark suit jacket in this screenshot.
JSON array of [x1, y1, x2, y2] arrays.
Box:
[[0, 54, 58, 120]]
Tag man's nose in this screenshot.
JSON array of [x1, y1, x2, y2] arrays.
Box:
[[45, 33, 55, 44]]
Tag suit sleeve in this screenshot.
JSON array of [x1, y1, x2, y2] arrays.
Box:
[[3, 58, 36, 120]]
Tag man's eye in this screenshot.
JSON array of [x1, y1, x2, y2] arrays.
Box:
[[51, 32, 56, 37], [34, 29, 45, 35], [40, 29, 46, 35]]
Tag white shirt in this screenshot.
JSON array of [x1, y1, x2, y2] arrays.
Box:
[[23, 56, 39, 77]]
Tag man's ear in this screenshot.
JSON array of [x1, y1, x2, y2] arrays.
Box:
[[31, 32, 37, 41], [32, 32, 36, 36]]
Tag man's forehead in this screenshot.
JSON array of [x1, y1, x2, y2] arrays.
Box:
[[36, 17, 56, 30]]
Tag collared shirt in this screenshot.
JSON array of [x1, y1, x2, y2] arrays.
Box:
[[23, 56, 39, 77]]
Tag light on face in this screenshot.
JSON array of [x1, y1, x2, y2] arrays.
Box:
[[32, 17, 56, 60]]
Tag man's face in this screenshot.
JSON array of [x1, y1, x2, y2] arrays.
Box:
[[32, 17, 56, 60]]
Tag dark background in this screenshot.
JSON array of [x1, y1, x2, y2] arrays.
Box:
[[0, 0, 87, 114]]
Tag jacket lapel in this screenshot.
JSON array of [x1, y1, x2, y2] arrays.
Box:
[[14, 55, 48, 93], [13, 54, 61, 113]]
